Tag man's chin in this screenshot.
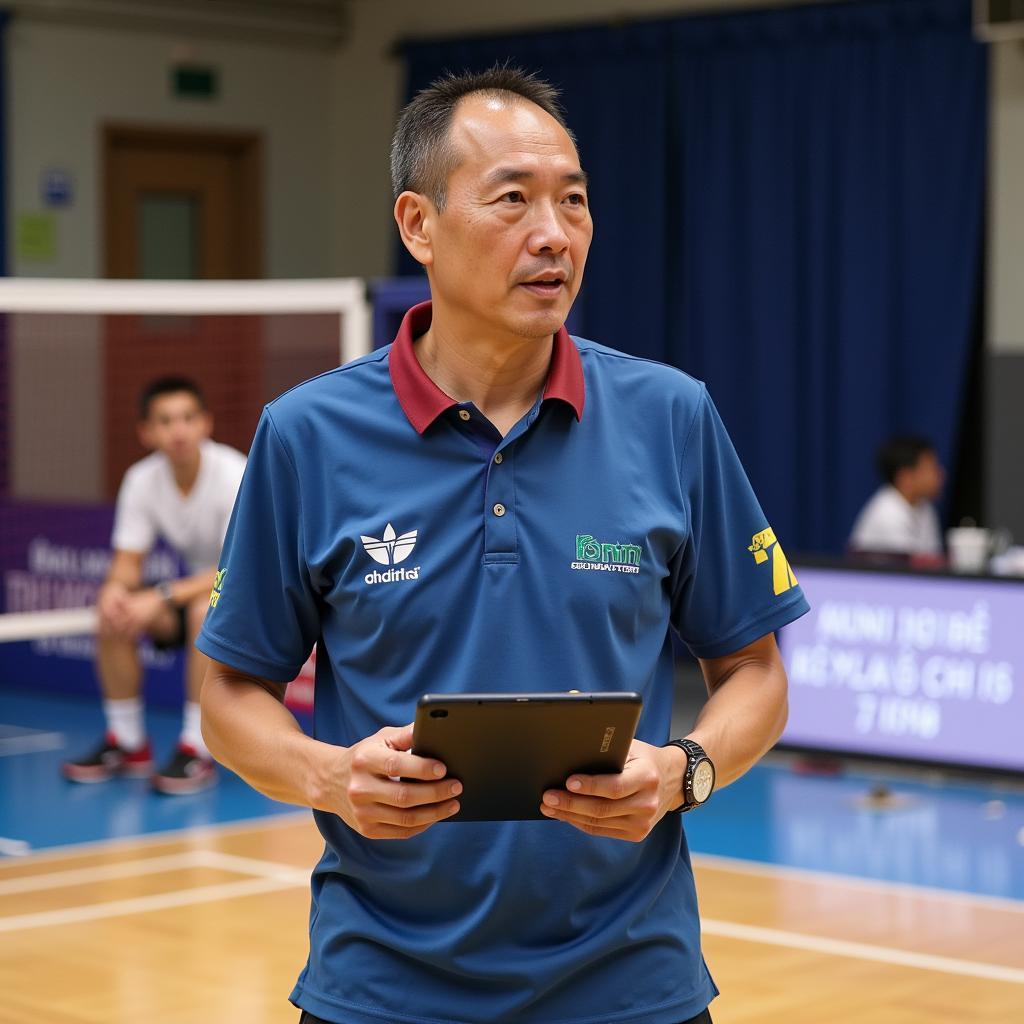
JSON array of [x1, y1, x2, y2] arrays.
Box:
[[165, 447, 199, 464], [507, 307, 569, 340]]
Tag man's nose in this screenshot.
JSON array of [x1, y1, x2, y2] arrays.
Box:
[[528, 201, 571, 255]]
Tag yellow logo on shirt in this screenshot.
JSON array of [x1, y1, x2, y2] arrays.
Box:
[[748, 528, 798, 596], [209, 568, 227, 609]]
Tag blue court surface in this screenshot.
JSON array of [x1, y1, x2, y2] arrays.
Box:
[[0, 688, 292, 854], [1, 687, 1022, 904]]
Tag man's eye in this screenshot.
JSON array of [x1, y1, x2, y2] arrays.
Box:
[[565, 193, 586, 207], [500, 191, 524, 203]]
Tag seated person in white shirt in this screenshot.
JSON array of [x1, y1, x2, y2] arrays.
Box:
[[849, 435, 945, 557], [63, 377, 246, 794]]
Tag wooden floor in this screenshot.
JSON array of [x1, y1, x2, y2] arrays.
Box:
[[1, 815, 1021, 1023]]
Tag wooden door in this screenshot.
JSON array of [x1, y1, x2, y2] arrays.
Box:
[[104, 125, 262, 279], [102, 126, 265, 497]]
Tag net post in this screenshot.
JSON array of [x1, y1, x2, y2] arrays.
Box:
[[337, 278, 372, 365]]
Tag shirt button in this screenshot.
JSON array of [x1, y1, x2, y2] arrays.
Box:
[[494, 452, 503, 464], [493, 503, 506, 517], [458, 410, 471, 422]]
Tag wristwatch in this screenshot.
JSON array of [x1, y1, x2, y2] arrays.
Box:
[[664, 739, 716, 813], [156, 580, 177, 607]]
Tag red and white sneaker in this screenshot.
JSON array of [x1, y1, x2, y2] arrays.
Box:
[[62, 733, 154, 783], [152, 744, 217, 795]]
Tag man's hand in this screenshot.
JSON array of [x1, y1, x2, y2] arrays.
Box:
[[539, 739, 684, 841], [327, 723, 462, 840], [122, 589, 168, 635], [100, 587, 166, 638], [97, 581, 134, 635]]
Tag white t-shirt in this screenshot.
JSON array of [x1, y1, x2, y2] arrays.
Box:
[[111, 440, 247, 573], [849, 485, 942, 555]]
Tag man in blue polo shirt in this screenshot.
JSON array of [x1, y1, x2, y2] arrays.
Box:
[[198, 67, 808, 1024]]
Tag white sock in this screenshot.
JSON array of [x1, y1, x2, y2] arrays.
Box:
[[180, 701, 209, 758], [104, 698, 145, 751]]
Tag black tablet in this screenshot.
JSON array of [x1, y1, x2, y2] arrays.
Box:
[[411, 691, 642, 821]]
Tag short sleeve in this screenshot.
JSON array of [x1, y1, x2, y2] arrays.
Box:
[[196, 411, 320, 682], [111, 468, 156, 554], [670, 387, 809, 658]]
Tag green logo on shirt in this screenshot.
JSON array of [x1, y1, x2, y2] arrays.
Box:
[[209, 568, 227, 609], [571, 535, 643, 575]]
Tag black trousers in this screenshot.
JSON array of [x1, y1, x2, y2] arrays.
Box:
[[299, 1010, 713, 1024]]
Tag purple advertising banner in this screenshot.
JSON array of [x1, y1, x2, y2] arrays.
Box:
[[778, 565, 1024, 772], [1, 498, 186, 706]]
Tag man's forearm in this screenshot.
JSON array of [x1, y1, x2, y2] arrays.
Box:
[[103, 550, 144, 592], [690, 637, 789, 789], [201, 665, 341, 810], [163, 569, 217, 607]]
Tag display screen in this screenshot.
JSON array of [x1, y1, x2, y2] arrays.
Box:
[[778, 565, 1024, 772]]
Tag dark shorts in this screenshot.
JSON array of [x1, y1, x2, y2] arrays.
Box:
[[151, 603, 188, 651], [299, 1010, 713, 1024]]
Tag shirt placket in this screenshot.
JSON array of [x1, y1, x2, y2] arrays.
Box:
[[452, 401, 541, 566]]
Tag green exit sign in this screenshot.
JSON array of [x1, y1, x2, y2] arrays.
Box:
[[172, 65, 218, 100]]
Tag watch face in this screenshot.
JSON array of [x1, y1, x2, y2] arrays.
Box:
[[692, 760, 715, 803]]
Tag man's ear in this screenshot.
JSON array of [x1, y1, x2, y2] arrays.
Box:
[[394, 191, 436, 268], [137, 420, 153, 451]]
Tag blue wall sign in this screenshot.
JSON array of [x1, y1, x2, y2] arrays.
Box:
[[41, 169, 74, 208]]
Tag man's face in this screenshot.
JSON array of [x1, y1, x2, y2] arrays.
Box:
[[139, 392, 211, 464], [913, 450, 945, 501], [415, 96, 593, 341]]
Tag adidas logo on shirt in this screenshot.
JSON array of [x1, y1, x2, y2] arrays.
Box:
[[360, 523, 421, 586]]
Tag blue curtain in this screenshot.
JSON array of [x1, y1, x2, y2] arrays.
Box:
[[400, 0, 987, 554]]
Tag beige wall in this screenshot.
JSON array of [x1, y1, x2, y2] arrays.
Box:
[[990, 40, 1024, 355], [986, 41, 1024, 537], [9, 18, 334, 278]]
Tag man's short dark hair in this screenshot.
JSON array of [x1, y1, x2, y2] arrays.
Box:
[[876, 435, 934, 484], [391, 64, 577, 210], [139, 376, 206, 420]]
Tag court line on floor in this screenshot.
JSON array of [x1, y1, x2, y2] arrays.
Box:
[[3, 841, 1022, 988], [190, 848, 310, 884], [0, 848, 309, 898], [692, 852, 1024, 913], [0, 730, 64, 757], [702, 918, 1024, 985], [0, 852, 204, 895], [4, 856, 1022, 985], [0, 875, 307, 933], [0, 810, 312, 867]]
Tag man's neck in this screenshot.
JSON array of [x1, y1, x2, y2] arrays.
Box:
[[168, 449, 202, 496], [414, 312, 554, 436], [891, 481, 922, 507]]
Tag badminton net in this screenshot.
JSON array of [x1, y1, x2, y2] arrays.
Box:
[[0, 278, 369, 709]]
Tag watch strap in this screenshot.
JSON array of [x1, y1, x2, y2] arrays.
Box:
[[664, 738, 712, 814]]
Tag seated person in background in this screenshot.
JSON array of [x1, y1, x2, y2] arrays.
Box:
[[63, 377, 246, 794], [849, 435, 945, 556]]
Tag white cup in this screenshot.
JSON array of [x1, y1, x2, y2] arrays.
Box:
[[991, 545, 1024, 577], [946, 527, 993, 573]]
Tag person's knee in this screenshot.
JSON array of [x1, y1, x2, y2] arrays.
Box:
[[96, 630, 137, 652], [186, 594, 209, 638]]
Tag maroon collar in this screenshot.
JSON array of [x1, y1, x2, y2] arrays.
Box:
[[388, 301, 585, 434]]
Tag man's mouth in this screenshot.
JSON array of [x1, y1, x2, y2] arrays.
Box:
[[519, 276, 566, 297]]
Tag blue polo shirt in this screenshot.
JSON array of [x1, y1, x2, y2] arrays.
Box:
[[198, 302, 809, 1024]]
